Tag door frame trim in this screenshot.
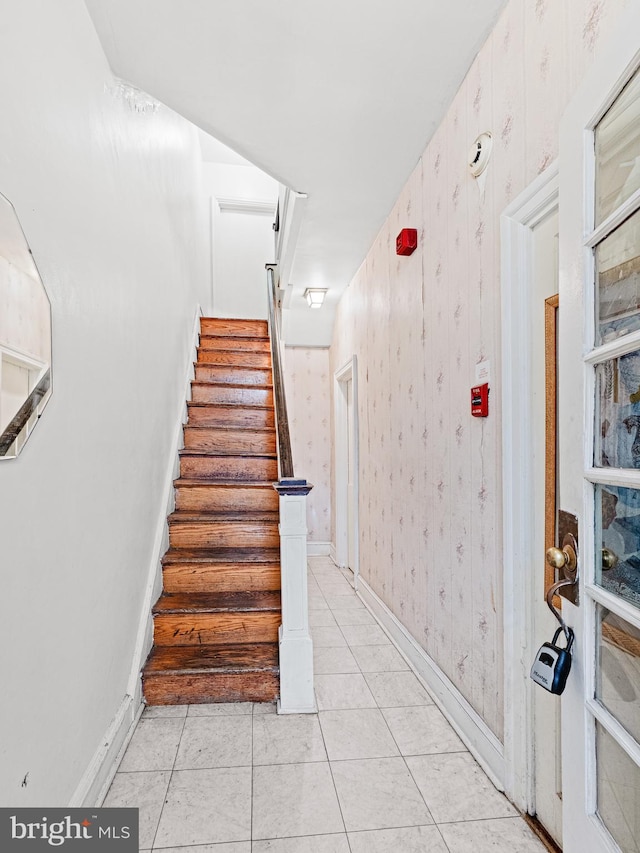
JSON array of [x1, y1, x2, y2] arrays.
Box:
[[334, 355, 359, 584], [500, 162, 559, 814]]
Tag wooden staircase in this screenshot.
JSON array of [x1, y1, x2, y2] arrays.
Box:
[[142, 318, 281, 705]]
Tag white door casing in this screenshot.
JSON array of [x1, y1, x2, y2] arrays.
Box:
[[501, 162, 559, 816], [559, 5, 640, 851], [334, 356, 359, 584]]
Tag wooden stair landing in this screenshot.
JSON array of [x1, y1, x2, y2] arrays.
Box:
[[142, 317, 281, 705]]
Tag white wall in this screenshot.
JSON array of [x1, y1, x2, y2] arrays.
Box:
[[202, 163, 277, 319], [0, 0, 209, 805], [330, 0, 629, 744], [284, 347, 331, 543]]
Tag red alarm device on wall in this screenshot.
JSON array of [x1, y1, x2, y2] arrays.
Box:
[[396, 228, 418, 256], [471, 383, 489, 417]]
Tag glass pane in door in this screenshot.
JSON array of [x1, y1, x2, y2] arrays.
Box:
[[596, 68, 640, 226], [596, 209, 640, 344], [596, 604, 640, 741], [596, 484, 640, 608], [596, 350, 640, 468], [596, 723, 640, 852]]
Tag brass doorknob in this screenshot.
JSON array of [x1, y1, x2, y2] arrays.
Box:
[[602, 548, 618, 570], [546, 543, 578, 573]]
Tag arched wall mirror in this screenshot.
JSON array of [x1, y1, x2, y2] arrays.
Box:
[[0, 192, 52, 459]]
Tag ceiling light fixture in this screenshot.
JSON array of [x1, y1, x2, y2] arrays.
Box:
[[304, 288, 328, 308]]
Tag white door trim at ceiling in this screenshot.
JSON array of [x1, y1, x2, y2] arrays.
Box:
[[334, 355, 359, 585], [500, 161, 559, 813]]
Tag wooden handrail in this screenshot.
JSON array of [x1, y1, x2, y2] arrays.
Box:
[[266, 265, 294, 479], [0, 368, 51, 456]]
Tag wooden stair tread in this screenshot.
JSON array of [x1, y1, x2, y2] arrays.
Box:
[[145, 643, 279, 675], [184, 424, 275, 432], [200, 335, 270, 343], [187, 400, 274, 410], [153, 591, 281, 613], [163, 547, 280, 564], [196, 360, 272, 368], [168, 510, 279, 523], [174, 478, 276, 488], [179, 449, 277, 459]]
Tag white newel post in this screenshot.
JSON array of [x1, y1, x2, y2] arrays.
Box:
[[274, 479, 316, 714]]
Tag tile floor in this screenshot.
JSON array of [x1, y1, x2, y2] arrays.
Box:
[[104, 556, 546, 852]]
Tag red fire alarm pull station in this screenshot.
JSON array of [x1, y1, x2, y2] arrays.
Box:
[[396, 228, 418, 256], [471, 383, 489, 417]]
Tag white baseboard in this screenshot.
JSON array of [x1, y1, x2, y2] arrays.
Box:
[[357, 576, 505, 790], [68, 694, 144, 807], [307, 541, 331, 556]]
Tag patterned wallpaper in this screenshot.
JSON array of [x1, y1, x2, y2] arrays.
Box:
[[330, 0, 629, 742], [284, 346, 331, 543]]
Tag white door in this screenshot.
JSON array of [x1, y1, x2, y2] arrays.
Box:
[[559, 9, 640, 851]]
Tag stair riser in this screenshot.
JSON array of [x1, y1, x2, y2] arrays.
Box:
[[197, 349, 271, 368], [162, 564, 281, 593], [143, 671, 279, 705], [199, 336, 270, 353], [187, 406, 275, 429], [180, 456, 278, 481], [191, 385, 274, 406], [183, 427, 276, 455], [154, 612, 280, 646], [175, 485, 279, 512], [195, 365, 272, 386], [200, 319, 268, 338], [169, 522, 280, 549]]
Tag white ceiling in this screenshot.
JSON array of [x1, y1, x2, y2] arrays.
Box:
[[85, 0, 506, 345]]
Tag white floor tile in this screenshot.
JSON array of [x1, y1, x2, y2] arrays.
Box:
[[310, 627, 347, 647], [314, 646, 360, 674], [253, 713, 327, 764], [152, 844, 250, 852], [364, 671, 433, 707], [102, 770, 170, 849], [406, 753, 518, 823], [252, 762, 344, 840], [340, 624, 390, 646], [324, 594, 365, 610], [314, 673, 377, 710], [316, 582, 355, 597], [331, 757, 433, 832], [348, 824, 448, 853], [154, 767, 252, 847], [187, 702, 253, 717], [253, 702, 277, 715], [118, 717, 184, 772], [382, 706, 466, 755], [252, 834, 350, 852], [174, 715, 252, 769], [349, 644, 409, 672], [308, 596, 330, 611], [142, 705, 187, 719], [331, 608, 377, 627], [439, 817, 547, 852], [319, 709, 399, 760], [309, 610, 338, 628]]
